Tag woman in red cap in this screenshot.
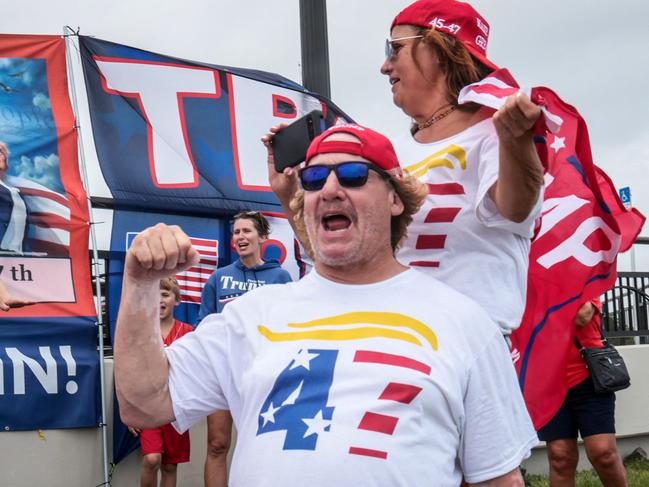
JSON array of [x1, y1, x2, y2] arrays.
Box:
[[380, 0, 544, 338], [266, 0, 543, 339]]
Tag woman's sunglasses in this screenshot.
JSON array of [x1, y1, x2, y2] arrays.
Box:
[[299, 161, 391, 191], [384, 35, 423, 60]]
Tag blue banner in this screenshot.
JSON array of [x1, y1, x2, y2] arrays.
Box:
[[80, 36, 350, 214], [0, 317, 100, 430]]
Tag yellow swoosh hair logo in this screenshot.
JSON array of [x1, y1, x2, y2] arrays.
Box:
[[258, 311, 437, 350], [404, 144, 467, 179]]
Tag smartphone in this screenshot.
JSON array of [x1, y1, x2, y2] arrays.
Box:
[[272, 110, 325, 173]]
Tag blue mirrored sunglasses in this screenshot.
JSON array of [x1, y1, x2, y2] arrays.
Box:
[[299, 161, 390, 191]]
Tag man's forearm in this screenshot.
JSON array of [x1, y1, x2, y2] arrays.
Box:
[[114, 276, 174, 428]]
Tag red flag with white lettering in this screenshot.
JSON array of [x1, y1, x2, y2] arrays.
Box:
[[460, 70, 645, 429]]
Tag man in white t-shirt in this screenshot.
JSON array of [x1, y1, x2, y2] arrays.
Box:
[[114, 124, 537, 486]]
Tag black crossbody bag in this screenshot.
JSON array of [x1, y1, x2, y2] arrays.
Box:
[[574, 332, 631, 394]]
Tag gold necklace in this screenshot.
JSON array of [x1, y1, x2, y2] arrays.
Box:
[[416, 105, 457, 131]]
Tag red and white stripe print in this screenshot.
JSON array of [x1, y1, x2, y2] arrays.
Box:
[[348, 350, 429, 460], [409, 182, 465, 268], [175, 236, 218, 304], [9, 175, 71, 255], [458, 68, 563, 133]]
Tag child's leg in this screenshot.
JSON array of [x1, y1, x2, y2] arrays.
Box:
[[140, 453, 162, 487], [160, 463, 178, 487], [159, 423, 190, 487]]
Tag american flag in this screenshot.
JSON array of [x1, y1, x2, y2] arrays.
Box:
[[7, 175, 72, 256], [175, 237, 218, 304]]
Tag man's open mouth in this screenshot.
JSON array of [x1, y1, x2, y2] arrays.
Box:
[[322, 213, 352, 231]]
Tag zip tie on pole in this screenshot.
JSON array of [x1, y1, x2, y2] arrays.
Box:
[[63, 26, 81, 37]]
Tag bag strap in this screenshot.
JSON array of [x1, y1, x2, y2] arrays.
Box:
[[598, 327, 609, 345], [592, 321, 609, 346], [574, 336, 584, 351], [574, 326, 608, 352]]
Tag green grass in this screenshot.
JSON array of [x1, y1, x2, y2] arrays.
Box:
[[525, 459, 649, 486]]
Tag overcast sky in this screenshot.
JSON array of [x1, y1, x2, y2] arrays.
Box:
[[4, 0, 648, 268]]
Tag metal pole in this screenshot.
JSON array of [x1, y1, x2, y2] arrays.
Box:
[[299, 0, 331, 97], [63, 27, 110, 486]]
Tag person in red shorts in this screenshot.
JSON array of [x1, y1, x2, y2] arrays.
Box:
[[129, 277, 193, 487], [538, 298, 627, 486]]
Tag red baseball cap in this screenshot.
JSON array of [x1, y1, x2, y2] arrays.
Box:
[[391, 0, 498, 71], [305, 124, 400, 171]]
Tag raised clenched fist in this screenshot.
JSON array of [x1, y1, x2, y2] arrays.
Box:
[[124, 223, 199, 282]]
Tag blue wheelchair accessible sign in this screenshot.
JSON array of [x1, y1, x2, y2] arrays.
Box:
[[618, 186, 632, 209]]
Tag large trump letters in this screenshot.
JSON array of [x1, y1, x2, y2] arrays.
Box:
[[80, 36, 348, 213]]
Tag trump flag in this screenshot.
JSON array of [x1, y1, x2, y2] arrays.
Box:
[[79, 36, 350, 215], [0, 35, 99, 430], [460, 70, 645, 429]]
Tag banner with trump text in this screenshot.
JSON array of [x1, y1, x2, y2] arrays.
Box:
[[514, 86, 645, 429], [79, 35, 349, 215], [460, 70, 645, 429], [0, 35, 99, 430]]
